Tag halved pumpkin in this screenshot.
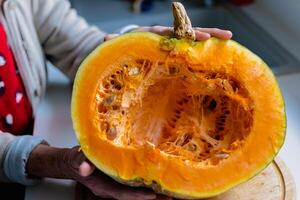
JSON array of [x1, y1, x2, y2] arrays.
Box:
[[71, 2, 286, 199]]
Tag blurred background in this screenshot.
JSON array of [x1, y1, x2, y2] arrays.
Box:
[[49, 0, 300, 82], [67, 0, 300, 75]]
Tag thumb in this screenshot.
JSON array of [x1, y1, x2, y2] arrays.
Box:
[[64, 146, 95, 179]]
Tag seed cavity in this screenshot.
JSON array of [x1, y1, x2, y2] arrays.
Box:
[[95, 58, 253, 166]]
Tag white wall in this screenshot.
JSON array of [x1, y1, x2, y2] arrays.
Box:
[[242, 0, 300, 61]]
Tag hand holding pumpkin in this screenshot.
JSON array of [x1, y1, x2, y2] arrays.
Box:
[[26, 145, 170, 200], [104, 25, 232, 41], [65, 147, 171, 200]]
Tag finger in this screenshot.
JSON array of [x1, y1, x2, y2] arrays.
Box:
[[65, 146, 96, 179], [195, 28, 232, 40], [68, 146, 86, 166], [113, 188, 156, 200], [133, 26, 151, 32], [194, 30, 211, 40], [79, 161, 95, 177], [148, 26, 212, 40], [117, 193, 156, 200], [149, 26, 173, 36], [135, 26, 173, 37], [75, 183, 104, 200], [83, 171, 156, 200], [155, 194, 173, 200], [104, 34, 120, 41]]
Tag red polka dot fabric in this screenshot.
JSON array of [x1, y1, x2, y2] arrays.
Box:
[[0, 23, 33, 135]]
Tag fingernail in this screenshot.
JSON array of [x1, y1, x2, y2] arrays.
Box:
[[225, 30, 232, 35], [79, 161, 95, 177], [226, 31, 233, 38]]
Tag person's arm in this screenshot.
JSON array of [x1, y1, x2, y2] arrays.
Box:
[[0, 132, 46, 185], [0, 132, 15, 182], [32, 0, 105, 80]]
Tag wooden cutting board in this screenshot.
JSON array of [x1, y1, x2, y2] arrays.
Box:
[[207, 158, 296, 200], [75, 157, 296, 200]]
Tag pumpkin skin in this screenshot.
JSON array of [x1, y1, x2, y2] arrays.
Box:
[[71, 32, 286, 199]]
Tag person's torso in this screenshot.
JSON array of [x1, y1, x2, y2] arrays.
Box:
[[0, 0, 48, 115], [0, 22, 33, 134]]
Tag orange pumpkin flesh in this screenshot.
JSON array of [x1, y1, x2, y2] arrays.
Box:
[[71, 32, 286, 199]]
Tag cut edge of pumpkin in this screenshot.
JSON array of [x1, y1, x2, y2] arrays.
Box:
[[77, 141, 284, 199]]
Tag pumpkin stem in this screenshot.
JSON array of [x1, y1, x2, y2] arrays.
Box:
[[172, 2, 196, 40]]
